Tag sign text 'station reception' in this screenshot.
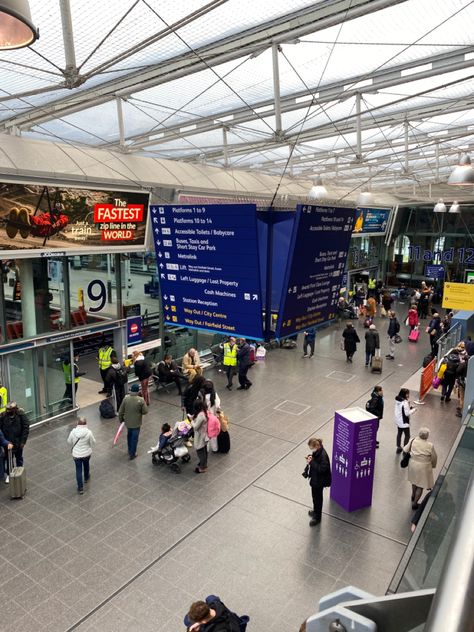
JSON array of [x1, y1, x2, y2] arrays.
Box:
[[276, 204, 355, 337], [151, 204, 263, 339]]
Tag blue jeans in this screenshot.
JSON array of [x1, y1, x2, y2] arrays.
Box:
[[365, 351, 374, 366], [74, 456, 90, 491], [4, 446, 23, 473], [127, 427, 140, 457]]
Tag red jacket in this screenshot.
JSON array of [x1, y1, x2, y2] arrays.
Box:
[[408, 309, 419, 326]]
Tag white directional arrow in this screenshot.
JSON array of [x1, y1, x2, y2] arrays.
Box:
[[154, 229, 160, 234], [153, 218, 159, 224], [252, 294, 258, 300], [159, 263, 164, 269], [156, 240, 161, 246], [164, 305, 169, 310], [163, 295, 168, 300], [158, 252, 162, 258], [160, 273, 165, 279]]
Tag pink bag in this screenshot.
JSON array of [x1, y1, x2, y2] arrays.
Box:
[[432, 376, 441, 389], [408, 329, 420, 342]]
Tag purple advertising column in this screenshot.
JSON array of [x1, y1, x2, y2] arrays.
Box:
[[330, 407, 378, 512]]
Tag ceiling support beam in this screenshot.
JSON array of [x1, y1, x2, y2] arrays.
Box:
[[404, 119, 409, 173], [116, 97, 126, 151], [222, 126, 229, 168], [59, 0, 79, 87], [435, 141, 440, 182], [356, 92, 362, 161], [272, 44, 283, 138]]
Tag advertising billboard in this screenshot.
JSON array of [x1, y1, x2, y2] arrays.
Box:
[[353, 207, 391, 235], [0, 183, 149, 257]]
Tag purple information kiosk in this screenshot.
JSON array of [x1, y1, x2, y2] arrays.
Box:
[[330, 407, 378, 512]]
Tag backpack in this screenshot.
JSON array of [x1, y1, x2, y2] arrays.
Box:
[[207, 412, 221, 439], [99, 398, 116, 419], [115, 367, 128, 385], [365, 397, 375, 413]]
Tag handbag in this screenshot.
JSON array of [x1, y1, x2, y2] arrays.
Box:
[[400, 439, 414, 468], [394, 334, 402, 344], [432, 376, 441, 389]]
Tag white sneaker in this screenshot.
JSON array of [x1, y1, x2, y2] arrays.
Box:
[[4, 475, 9, 484], [303, 354, 309, 358]]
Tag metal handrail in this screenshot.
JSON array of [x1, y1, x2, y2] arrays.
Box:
[[424, 474, 474, 632], [436, 321, 462, 366]]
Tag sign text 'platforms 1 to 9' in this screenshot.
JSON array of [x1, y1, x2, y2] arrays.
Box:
[[276, 204, 355, 338], [151, 204, 263, 339]]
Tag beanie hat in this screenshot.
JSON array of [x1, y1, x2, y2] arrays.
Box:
[[130, 384, 140, 393]]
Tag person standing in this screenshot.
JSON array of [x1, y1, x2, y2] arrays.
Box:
[[366, 385, 384, 447], [342, 322, 360, 363], [407, 305, 419, 331], [368, 276, 376, 298], [304, 437, 331, 527], [404, 427, 437, 510], [386, 311, 400, 360], [118, 383, 148, 460], [365, 295, 377, 320], [191, 400, 209, 474], [427, 312, 442, 355], [0, 428, 13, 483], [67, 417, 96, 495], [303, 327, 316, 358], [222, 337, 238, 391], [0, 402, 29, 481], [62, 356, 85, 406], [105, 362, 127, 410], [97, 337, 117, 394], [132, 351, 152, 406], [440, 351, 460, 402], [365, 324, 380, 367], [0, 381, 8, 414], [394, 388, 416, 453], [237, 338, 252, 390], [182, 348, 203, 383]]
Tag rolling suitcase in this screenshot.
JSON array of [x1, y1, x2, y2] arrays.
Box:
[[217, 430, 231, 454], [371, 349, 383, 373], [408, 328, 420, 342], [8, 449, 26, 500]]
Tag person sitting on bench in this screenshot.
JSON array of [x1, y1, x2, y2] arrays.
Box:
[[156, 354, 187, 395]]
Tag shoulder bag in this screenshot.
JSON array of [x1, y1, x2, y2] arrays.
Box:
[[400, 439, 414, 468]]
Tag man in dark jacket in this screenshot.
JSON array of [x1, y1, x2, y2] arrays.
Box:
[[440, 351, 460, 402], [105, 362, 127, 410], [156, 354, 187, 395], [365, 324, 380, 367], [236, 338, 252, 390], [184, 595, 248, 631], [304, 437, 331, 527], [386, 310, 400, 360], [366, 385, 384, 447], [0, 402, 29, 476], [427, 313, 442, 355], [0, 428, 13, 483], [303, 327, 316, 358]]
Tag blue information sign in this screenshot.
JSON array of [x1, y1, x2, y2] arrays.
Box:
[[276, 204, 355, 338], [151, 204, 263, 339], [425, 264, 445, 279], [353, 207, 390, 235], [127, 316, 142, 345]]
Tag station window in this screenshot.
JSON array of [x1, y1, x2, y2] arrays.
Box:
[[394, 235, 411, 263]]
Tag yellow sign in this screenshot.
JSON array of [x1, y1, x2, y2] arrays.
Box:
[[442, 282, 474, 310]]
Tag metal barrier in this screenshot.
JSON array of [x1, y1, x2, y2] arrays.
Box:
[[436, 322, 462, 366]]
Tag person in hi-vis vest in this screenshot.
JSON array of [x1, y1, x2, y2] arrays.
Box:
[[223, 337, 238, 390], [97, 337, 118, 394], [62, 356, 85, 406], [0, 383, 8, 414]]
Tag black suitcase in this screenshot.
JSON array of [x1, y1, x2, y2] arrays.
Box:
[[99, 398, 116, 418], [217, 430, 231, 453]]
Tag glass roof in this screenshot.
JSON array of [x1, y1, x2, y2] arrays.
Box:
[[0, 0, 473, 193]]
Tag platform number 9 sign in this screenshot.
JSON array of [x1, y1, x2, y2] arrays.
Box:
[[87, 279, 106, 312]]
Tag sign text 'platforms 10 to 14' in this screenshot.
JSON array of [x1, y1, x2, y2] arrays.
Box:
[[151, 204, 264, 339], [276, 204, 355, 338]]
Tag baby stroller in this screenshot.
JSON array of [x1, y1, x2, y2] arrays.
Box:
[[149, 419, 193, 473]]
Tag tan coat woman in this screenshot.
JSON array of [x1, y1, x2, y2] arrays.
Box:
[[404, 427, 437, 509]]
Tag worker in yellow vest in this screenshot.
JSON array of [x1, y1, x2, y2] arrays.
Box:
[[368, 276, 376, 298], [0, 383, 8, 413], [62, 356, 85, 406], [97, 338, 118, 394], [223, 336, 238, 390]]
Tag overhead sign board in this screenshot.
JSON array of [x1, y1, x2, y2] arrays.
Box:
[[425, 264, 445, 279], [276, 204, 355, 337], [442, 281, 474, 310], [151, 203, 263, 339], [0, 182, 149, 258], [353, 207, 390, 235]]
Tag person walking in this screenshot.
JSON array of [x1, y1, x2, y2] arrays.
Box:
[[394, 388, 416, 453], [365, 295, 377, 320], [364, 324, 380, 367], [182, 375, 206, 416], [67, 417, 96, 495], [342, 322, 360, 363], [118, 383, 148, 460], [303, 437, 331, 527], [201, 379, 220, 452], [0, 402, 29, 482], [237, 338, 252, 389], [303, 327, 316, 358], [182, 348, 203, 383], [427, 312, 442, 356], [403, 427, 437, 509], [366, 385, 384, 447], [407, 305, 419, 331], [191, 400, 209, 474], [132, 351, 152, 406], [440, 350, 460, 402], [386, 310, 400, 360], [105, 361, 128, 410], [222, 337, 238, 390], [97, 337, 118, 394], [62, 355, 85, 406], [381, 291, 394, 316]]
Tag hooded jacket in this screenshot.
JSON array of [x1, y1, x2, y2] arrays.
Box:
[[394, 396, 413, 428], [190, 598, 242, 632], [0, 409, 29, 446], [67, 425, 96, 458]]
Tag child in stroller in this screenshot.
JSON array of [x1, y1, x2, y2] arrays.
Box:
[[149, 421, 192, 473]]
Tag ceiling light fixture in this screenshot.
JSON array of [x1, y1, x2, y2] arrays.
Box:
[[308, 176, 328, 200], [357, 190, 374, 206], [448, 201, 460, 214], [0, 0, 38, 49], [447, 154, 474, 186], [433, 198, 447, 213]]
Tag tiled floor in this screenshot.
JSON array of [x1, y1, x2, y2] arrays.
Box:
[[0, 307, 463, 631]]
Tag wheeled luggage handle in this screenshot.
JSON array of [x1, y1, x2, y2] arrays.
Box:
[[7, 446, 13, 474]]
